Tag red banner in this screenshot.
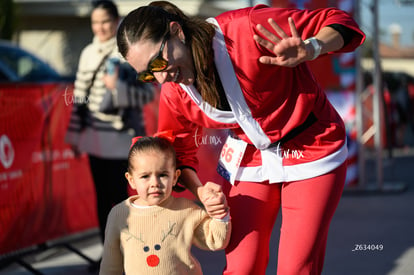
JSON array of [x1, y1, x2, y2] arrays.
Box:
[[0, 83, 98, 255], [0, 82, 225, 255]]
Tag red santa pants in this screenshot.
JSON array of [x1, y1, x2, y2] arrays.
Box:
[[222, 162, 346, 275]]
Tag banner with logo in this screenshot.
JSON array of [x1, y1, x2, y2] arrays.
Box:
[[0, 82, 224, 255], [0, 83, 97, 255]]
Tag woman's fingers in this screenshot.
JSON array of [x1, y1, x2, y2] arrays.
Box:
[[267, 18, 289, 39], [287, 17, 299, 38], [205, 202, 229, 219], [254, 16, 306, 67], [254, 18, 292, 61], [200, 182, 229, 219], [253, 34, 274, 52], [256, 23, 281, 44], [204, 181, 223, 193]]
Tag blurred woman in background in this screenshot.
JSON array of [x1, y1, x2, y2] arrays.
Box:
[[66, 0, 154, 247]]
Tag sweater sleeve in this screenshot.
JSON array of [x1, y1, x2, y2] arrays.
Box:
[[99, 205, 124, 275], [192, 210, 231, 251]]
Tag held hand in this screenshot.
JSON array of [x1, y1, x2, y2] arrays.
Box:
[[198, 182, 229, 220], [253, 17, 309, 67]]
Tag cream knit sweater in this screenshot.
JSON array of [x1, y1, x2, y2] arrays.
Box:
[[66, 36, 153, 159], [99, 195, 231, 275]]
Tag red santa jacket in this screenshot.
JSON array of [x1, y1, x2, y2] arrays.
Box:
[[158, 5, 365, 183]]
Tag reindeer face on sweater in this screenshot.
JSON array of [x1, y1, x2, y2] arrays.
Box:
[[122, 221, 177, 268]]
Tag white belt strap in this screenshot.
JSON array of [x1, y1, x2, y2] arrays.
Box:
[[218, 135, 348, 184]]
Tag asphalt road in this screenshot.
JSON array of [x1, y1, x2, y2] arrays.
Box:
[[1, 149, 413, 275]]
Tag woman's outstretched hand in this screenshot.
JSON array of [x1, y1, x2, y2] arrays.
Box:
[[198, 181, 229, 220], [253, 17, 309, 67]]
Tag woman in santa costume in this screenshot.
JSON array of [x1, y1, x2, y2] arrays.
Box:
[[117, 1, 365, 274]]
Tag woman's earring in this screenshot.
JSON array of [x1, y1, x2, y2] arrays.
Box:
[[181, 39, 186, 45]]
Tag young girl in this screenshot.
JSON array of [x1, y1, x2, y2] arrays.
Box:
[[99, 136, 231, 275]]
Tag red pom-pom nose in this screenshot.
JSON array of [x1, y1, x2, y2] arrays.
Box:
[[146, 254, 160, 267]]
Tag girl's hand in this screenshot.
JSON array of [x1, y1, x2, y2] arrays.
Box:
[[253, 17, 309, 67], [198, 181, 229, 220]]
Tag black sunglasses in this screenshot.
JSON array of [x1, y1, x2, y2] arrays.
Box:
[[137, 34, 169, 82]]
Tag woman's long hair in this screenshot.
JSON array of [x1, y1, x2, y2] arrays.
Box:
[[117, 1, 221, 107]]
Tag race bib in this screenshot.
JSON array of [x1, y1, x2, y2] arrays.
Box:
[[217, 135, 247, 185]]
